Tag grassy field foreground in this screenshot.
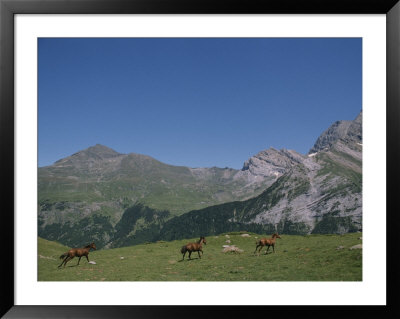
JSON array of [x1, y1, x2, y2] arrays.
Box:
[[38, 232, 362, 281]]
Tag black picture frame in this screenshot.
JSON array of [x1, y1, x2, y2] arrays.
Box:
[[1, 0, 399, 318]]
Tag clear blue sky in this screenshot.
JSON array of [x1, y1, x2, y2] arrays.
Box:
[[38, 38, 361, 169]]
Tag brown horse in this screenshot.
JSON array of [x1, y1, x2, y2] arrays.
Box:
[[58, 243, 96, 268], [181, 236, 206, 260], [254, 233, 281, 255]]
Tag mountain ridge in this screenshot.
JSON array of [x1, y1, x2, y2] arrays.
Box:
[[38, 111, 362, 249]]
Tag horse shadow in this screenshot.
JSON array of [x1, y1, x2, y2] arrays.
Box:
[[178, 257, 201, 262], [251, 251, 274, 257], [57, 264, 79, 269]]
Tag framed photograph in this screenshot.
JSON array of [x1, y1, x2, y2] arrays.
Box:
[[1, 0, 399, 317]]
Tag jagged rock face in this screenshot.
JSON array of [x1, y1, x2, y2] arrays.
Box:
[[247, 153, 362, 234], [241, 148, 305, 177], [344, 111, 362, 145], [247, 111, 362, 233], [309, 111, 362, 154], [309, 120, 352, 154]]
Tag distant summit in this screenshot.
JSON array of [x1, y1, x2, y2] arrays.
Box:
[[53, 144, 124, 169], [84, 144, 122, 158], [308, 111, 362, 154], [54, 144, 122, 166]]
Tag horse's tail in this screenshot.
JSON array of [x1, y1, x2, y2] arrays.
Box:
[[255, 239, 260, 245], [59, 252, 68, 259], [180, 246, 187, 254]]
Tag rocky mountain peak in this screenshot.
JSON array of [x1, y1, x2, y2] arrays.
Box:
[[242, 147, 305, 177], [308, 111, 362, 154], [344, 111, 362, 144]]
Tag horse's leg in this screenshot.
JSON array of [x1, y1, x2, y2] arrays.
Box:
[[188, 251, 192, 260], [58, 256, 68, 268], [58, 257, 65, 268], [198, 250, 201, 259], [67, 256, 75, 266], [266, 246, 270, 254], [63, 256, 73, 267], [254, 245, 259, 254], [77, 257, 81, 265], [272, 245, 275, 253], [61, 256, 71, 268], [182, 251, 186, 260], [86, 255, 90, 263]]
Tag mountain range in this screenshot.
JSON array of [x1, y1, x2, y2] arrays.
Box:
[[38, 111, 362, 249]]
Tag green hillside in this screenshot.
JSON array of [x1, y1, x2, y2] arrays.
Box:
[[38, 233, 362, 281], [38, 147, 265, 217]]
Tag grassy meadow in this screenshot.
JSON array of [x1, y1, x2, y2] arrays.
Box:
[[38, 232, 362, 281]]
